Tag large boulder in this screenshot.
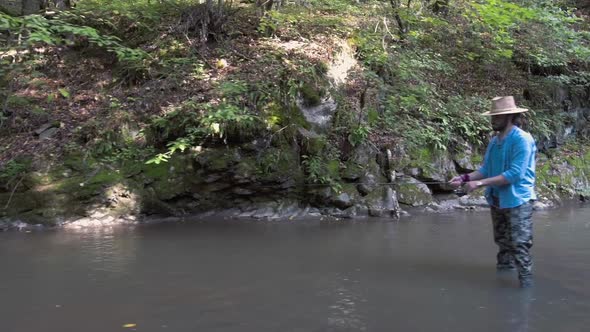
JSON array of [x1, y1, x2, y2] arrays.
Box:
[[395, 176, 433, 206], [342, 142, 380, 181], [452, 139, 479, 174], [236, 198, 309, 220], [330, 183, 359, 209], [363, 186, 400, 218], [403, 148, 455, 191]]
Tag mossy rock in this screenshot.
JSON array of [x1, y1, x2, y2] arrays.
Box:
[[256, 147, 304, 184], [395, 177, 433, 206], [535, 148, 590, 200], [121, 160, 144, 178], [402, 147, 458, 191], [330, 183, 358, 209], [165, 154, 193, 173], [298, 128, 326, 156], [140, 154, 192, 182], [536, 162, 556, 196], [145, 157, 192, 200], [12, 211, 58, 226], [0, 192, 49, 215], [56, 169, 123, 200], [149, 177, 190, 201], [196, 148, 241, 172], [137, 187, 182, 215], [233, 156, 258, 183], [341, 161, 363, 181], [471, 153, 484, 166], [342, 143, 380, 181], [299, 83, 323, 107], [264, 103, 310, 131], [306, 186, 333, 206], [63, 152, 96, 172], [363, 186, 399, 217], [22, 172, 54, 190], [326, 159, 341, 180], [142, 162, 170, 181], [0, 191, 80, 225]]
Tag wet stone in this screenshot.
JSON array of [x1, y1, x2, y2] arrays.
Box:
[[39, 127, 59, 140], [34, 123, 54, 135], [204, 174, 224, 183], [232, 187, 255, 196], [333, 192, 354, 209]]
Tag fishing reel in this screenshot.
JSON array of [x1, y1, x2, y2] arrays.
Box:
[[454, 188, 467, 197]]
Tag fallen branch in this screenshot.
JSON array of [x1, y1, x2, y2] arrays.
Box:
[[4, 175, 23, 210]]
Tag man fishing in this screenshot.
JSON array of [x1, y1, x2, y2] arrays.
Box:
[[450, 96, 537, 288]]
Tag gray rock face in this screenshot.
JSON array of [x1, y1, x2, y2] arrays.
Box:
[[232, 187, 255, 196], [357, 172, 378, 196], [307, 186, 333, 206], [384, 149, 397, 182], [0, 219, 34, 231], [418, 193, 488, 213], [533, 200, 555, 211], [333, 192, 354, 209], [38, 126, 59, 140], [452, 140, 477, 173], [35, 123, 54, 135], [395, 176, 433, 206], [417, 152, 456, 191], [343, 144, 376, 181], [329, 206, 357, 219], [297, 96, 337, 131], [1, 0, 25, 15], [4, 79, 587, 229], [365, 186, 400, 218], [236, 199, 308, 220]]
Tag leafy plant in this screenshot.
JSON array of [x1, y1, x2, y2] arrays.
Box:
[[301, 154, 341, 192], [0, 12, 151, 84], [348, 124, 371, 147], [146, 137, 192, 165], [0, 159, 30, 190]]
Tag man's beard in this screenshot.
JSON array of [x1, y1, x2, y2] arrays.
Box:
[[492, 118, 509, 131]]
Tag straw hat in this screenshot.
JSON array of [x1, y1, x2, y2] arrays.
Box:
[[481, 96, 528, 116]]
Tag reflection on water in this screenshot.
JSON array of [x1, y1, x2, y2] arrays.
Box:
[[0, 204, 589, 332], [326, 272, 366, 332], [60, 227, 138, 278]]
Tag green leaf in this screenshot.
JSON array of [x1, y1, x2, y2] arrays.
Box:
[[58, 88, 70, 98]]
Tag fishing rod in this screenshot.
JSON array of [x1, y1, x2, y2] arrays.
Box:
[[357, 180, 469, 197], [244, 180, 469, 196]]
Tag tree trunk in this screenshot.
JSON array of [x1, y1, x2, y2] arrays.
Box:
[[389, 0, 406, 37], [22, 0, 42, 14], [256, 0, 273, 17], [51, 0, 71, 9], [430, 0, 449, 15]]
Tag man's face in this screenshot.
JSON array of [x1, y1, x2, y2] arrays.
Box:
[[491, 114, 510, 131]]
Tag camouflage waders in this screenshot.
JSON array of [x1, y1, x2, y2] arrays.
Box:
[[490, 200, 534, 283]]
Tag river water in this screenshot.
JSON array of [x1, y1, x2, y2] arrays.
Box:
[[1, 204, 589, 332]]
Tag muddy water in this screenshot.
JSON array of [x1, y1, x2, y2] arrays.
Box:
[[1, 204, 589, 332]]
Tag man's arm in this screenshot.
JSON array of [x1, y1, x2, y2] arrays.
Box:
[[501, 138, 532, 184], [464, 137, 532, 192], [450, 170, 509, 190], [463, 173, 510, 193], [449, 139, 493, 187]]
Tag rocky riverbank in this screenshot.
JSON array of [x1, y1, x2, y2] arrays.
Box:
[[0, 140, 585, 232], [1, 19, 588, 231]]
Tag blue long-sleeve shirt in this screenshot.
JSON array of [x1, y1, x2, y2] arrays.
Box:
[[478, 126, 537, 208]]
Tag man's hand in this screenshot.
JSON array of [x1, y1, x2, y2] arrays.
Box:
[[449, 176, 463, 188], [463, 181, 484, 193]]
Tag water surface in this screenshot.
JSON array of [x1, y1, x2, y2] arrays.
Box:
[[1, 204, 589, 332]]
